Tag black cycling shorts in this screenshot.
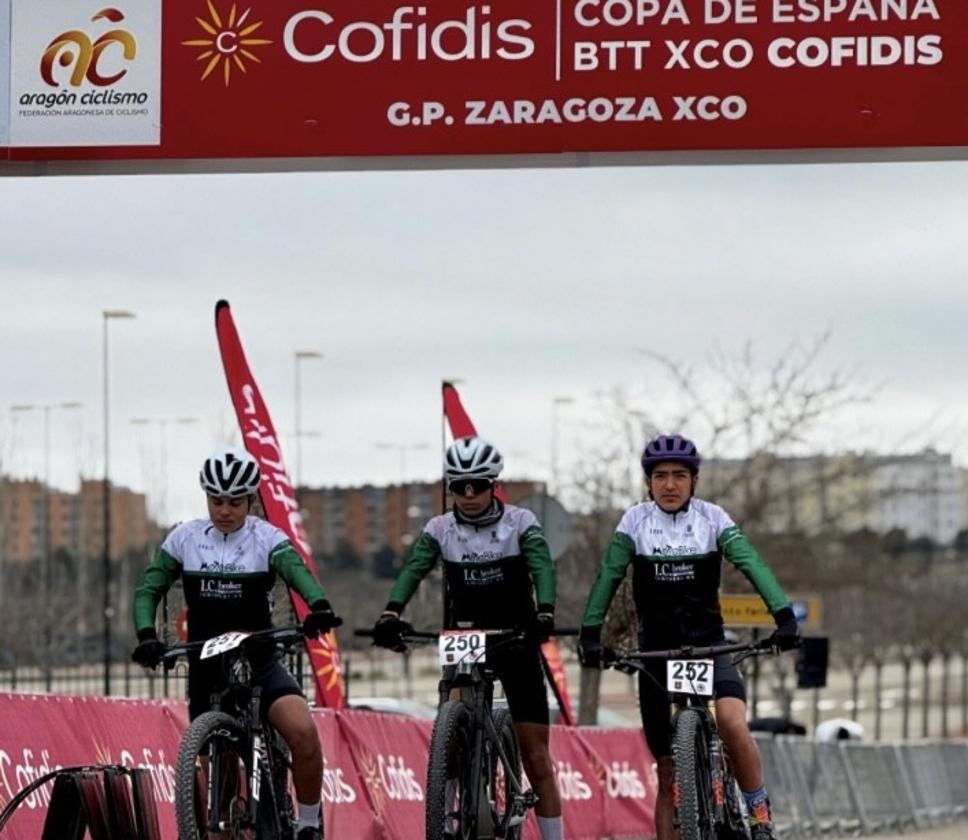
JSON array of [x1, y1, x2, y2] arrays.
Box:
[[188, 655, 304, 721], [637, 654, 746, 758], [443, 641, 549, 726], [491, 642, 550, 725]]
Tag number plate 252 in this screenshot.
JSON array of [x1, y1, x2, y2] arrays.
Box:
[[438, 631, 486, 666], [666, 659, 714, 696]]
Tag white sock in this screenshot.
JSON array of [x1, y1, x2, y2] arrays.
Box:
[[536, 815, 564, 840], [296, 800, 321, 830]]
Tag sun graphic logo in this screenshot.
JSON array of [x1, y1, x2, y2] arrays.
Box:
[[182, 1, 272, 86], [93, 738, 114, 765], [41, 8, 137, 88], [310, 631, 346, 703], [359, 748, 388, 815]]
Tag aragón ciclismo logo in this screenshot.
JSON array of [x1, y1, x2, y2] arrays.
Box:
[[21, 7, 149, 112]]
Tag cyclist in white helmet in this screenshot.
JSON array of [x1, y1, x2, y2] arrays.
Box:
[[370, 436, 565, 840], [132, 445, 340, 840]]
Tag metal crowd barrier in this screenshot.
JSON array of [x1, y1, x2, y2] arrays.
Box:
[[753, 733, 968, 838]]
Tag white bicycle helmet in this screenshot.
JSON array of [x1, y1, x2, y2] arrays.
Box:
[[444, 436, 504, 481], [199, 445, 261, 498]]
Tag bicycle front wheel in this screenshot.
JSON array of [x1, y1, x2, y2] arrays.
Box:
[[175, 711, 253, 840], [426, 700, 475, 840], [673, 708, 716, 840]]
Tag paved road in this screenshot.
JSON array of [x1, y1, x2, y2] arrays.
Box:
[[872, 827, 967, 840]]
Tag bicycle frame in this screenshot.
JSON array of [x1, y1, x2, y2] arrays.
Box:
[[608, 639, 776, 840], [164, 627, 302, 837], [356, 626, 536, 839], [438, 650, 534, 836]]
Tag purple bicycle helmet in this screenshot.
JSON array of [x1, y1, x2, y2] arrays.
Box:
[[641, 434, 701, 475]]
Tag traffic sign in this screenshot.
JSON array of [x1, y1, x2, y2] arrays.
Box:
[[720, 594, 822, 631]]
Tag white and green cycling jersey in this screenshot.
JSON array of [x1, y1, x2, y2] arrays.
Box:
[[387, 503, 555, 629], [133, 515, 326, 643], [582, 498, 789, 647]]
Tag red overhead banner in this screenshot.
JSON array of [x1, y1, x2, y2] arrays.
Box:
[[2, 0, 967, 164], [214, 299, 347, 709]]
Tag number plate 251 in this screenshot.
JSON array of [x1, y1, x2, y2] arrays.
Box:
[[666, 659, 714, 696], [438, 631, 487, 666]]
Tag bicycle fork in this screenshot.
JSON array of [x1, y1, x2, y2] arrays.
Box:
[[708, 731, 727, 825]]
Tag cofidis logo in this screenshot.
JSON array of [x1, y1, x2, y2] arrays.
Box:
[[10, 0, 161, 147], [41, 8, 136, 88], [182, 1, 273, 86]]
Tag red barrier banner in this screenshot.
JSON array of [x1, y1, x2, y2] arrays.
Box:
[[546, 725, 608, 840], [312, 709, 384, 838], [335, 709, 433, 840], [0, 692, 656, 839], [577, 727, 658, 839], [0, 694, 183, 839], [3, 0, 966, 163], [215, 299, 346, 709]]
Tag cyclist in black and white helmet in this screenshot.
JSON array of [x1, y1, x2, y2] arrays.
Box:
[[131, 445, 341, 840], [370, 436, 565, 840]]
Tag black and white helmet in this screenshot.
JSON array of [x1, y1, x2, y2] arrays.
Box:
[[199, 445, 261, 498], [444, 436, 504, 481]]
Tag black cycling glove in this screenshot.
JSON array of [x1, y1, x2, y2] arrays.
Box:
[[303, 600, 343, 637], [770, 606, 800, 651], [132, 630, 167, 669], [578, 625, 605, 669]]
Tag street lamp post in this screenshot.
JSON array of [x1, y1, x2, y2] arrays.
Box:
[[375, 442, 430, 484], [130, 416, 198, 525], [10, 401, 82, 691], [294, 351, 323, 495], [550, 397, 575, 498], [102, 309, 135, 696]]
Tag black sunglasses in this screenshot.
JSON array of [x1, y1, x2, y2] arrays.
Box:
[[449, 478, 493, 496]]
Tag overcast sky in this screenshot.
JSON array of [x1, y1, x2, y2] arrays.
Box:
[[1, 159, 966, 523]]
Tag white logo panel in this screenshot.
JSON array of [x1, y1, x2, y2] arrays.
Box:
[[9, 0, 161, 147]]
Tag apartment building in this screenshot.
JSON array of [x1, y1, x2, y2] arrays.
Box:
[[0, 477, 152, 563], [298, 480, 547, 571], [701, 450, 964, 544]]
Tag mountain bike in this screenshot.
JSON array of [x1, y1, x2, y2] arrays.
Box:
[[162, 626, 307, 840], [356, 626, 536, 840], [606, 638, 781, 840]]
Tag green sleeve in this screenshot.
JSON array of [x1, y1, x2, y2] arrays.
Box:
[[581, 531, 636, 627], [387, 531, 441, 610], [718, 526, 789, 614], [133, 547, 182, 635], [271, 542, 327, 605], [520, 524, 556, 609]]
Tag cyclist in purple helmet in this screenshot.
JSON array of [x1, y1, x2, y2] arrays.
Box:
[[580, 434, 798, 840]]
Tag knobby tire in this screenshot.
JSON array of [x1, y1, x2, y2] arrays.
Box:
[[175, 711, 251, 840], [426, 700, 474, 840], [674, 708, 716, 840]]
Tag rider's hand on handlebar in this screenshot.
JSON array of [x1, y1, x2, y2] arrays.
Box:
[[303, 600, 344, 638], [526, 606, 556, 644], [132, 634, 168, 669], [768, 606, 800, 652], [372, 611, 412, 652], [578, 625, 605, 669]]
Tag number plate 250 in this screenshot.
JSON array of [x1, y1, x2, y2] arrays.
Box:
[[438, 631, 487, 666], [666, 659, 714, 696]]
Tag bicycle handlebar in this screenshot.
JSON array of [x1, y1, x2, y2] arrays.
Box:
[[604, 637, 780, 674], [160, 625, 308, 668], [621, 638, 776, 660], [353, 627, 580, 642]]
